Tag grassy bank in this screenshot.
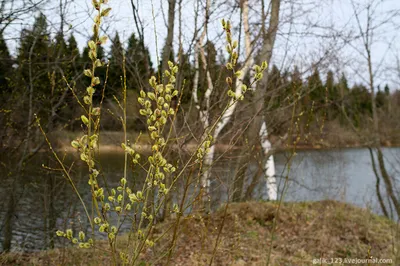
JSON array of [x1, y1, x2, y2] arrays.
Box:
[[1, 201, 398, 265]]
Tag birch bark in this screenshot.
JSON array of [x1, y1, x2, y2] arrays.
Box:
[[200, 0, 254, 199], [192, 0, 214, 195], [259, 121, 277, 200], [247, 0, 280, 201]]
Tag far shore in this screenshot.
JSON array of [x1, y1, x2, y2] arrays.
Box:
[[55, 140, 400, 154], [29, 129, 398, 154]]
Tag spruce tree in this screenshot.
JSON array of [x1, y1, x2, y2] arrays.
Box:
[[0, 31, 12, 95], [81, 35, 106, 102], [65, 34, 81, 79], [325, 70, 335, 97], [375, 85, 386, 109], [325, 70, 339, 118], [16, 14, 52, 121], [126, 32, 152, 91], [339, 72, 349, 100], [176, 51, 193, 103], [108, 33, 124, 95], [348, 83, 372, 126], [308, 67, 324, 104], [267, 64, 282, 109], [159, 37, 175, 76]]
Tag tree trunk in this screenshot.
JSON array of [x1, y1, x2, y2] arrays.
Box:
[[201, 0, 256, 204], [161, 0, 176, 76], [361, 4, 400, 218], [376, 147, 400, 217], [247, 0, 281, 200], [159, 0, 176, 222], [368, 147, 389, 218], [259, 121, 277, 200]]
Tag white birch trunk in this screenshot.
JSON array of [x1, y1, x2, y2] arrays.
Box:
[[197, 0, 279, 204], [252, 0, 280, 201], [192, 0, 212, 129], [192, 0, 214, 197], [259, 120, 277, 200], [192, 42, 200, 110], [201, 0, 253, 198], [201, 144, 214, 194]]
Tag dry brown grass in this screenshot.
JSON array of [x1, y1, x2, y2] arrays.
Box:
[[1, 200, 398, 266], [155, 201, 398, 265]]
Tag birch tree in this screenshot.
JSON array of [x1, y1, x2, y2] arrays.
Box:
[[239, 0, 281, 201], [192, 0, 269, 202]]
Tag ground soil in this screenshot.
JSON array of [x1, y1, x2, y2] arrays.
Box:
[[1, 201, 398, 265]]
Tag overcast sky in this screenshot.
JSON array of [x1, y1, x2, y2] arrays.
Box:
[[3, 0, 400, 89]]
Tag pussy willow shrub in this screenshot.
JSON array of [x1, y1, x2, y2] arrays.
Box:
[[36, 0, 268, 264]]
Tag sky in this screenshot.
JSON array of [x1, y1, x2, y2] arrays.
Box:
[[3, 0, 400, 89]]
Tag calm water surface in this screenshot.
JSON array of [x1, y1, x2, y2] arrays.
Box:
[[0, 148, 399, 251]]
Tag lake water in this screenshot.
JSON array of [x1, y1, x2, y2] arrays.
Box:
[[1, 147, 399, 251]]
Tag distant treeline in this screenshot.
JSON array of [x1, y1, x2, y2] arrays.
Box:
[[0, 14, 399, 139]]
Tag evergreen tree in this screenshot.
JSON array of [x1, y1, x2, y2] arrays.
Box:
[[61, 34, 82, 130], [176, 51, 193, 103], [17, 14, 50, 85], [339, 72, 349, 99], [16, 14, 52, 121], [81, 35, 106, 102], [49, 32, 84, 128], [108, 33, 124, 95], [307, 67, 324, 104], [290, 65, 303, 104], [325, 70, 335, 96], [50, 31, 68, 89], [126, 32, 152, 91], [268, 65, 282, 88], [375, 85, 386, 109], [384, 84, 390, 96], [276, 68, 290, 108], [65, 34, 81, 79], [291, 66, 303, 88], [347, 83, 372, 126], [290, 65, 310, 136], [383, 84, 391, 113], [159, 37, 175, 76], [205, 40, 217, 74], [53, 32, 67, 58], [0, 31, 12, 94], [266, 64, 282, 109], [325, 70, 339, 118]]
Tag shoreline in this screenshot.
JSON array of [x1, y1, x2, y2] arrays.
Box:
[[26, 129, 399, 153], [56, 141, 400, 154]]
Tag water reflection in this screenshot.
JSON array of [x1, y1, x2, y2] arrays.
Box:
[[0, 148, 399, 251], [275, 148, 400, 216]]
